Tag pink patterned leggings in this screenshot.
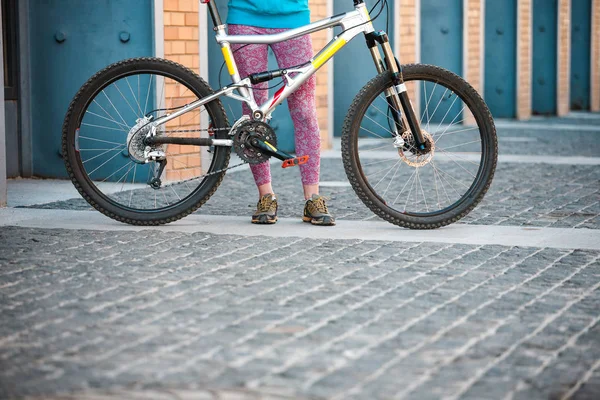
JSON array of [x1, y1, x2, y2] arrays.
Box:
[[229, 24, 321, 187]]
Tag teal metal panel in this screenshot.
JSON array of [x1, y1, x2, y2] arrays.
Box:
[[206, 2, 295, 152], [29, 0, 154, 178], [421, 0, 463, 123], [570, 0, 591, 110], [484, 0, 517, 118], [334, 0, 395, 136], [532, 0, 558, 115]]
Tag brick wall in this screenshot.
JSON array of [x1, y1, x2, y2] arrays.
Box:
[[309, 0, 332, 149], [516, 0, 532, 120], [557, 0, 571, 116], [397, 0, 418, 65], [464, 0, 483, 124], [592, 0, 600, 111], [464, 0, 483, 94], [163, 0, 201, 181], [397, 0, 419, 103]]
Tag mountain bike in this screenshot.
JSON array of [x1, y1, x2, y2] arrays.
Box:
[[61, 0, 497, 229]]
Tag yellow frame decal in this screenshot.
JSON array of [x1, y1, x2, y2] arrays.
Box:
[[264, 141, 277, 151], [311, 37, 347, 69], [221, 46, 235, 75], [361, 5, 371, 20]]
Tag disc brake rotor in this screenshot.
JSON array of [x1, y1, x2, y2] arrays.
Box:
[[397, 130, 435, 167]]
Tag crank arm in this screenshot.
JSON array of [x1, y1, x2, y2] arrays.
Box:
[[250, 138, 294, 161]]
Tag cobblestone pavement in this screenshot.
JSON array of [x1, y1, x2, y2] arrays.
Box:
[[2, 117, 600, 399], [1, 227, 599, 399]]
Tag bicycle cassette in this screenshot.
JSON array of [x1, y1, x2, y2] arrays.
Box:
[[233, 120, 277, 164]]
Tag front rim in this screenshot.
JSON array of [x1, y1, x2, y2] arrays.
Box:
[[70, 67, 227, 214], [353, 71, 491, 218]]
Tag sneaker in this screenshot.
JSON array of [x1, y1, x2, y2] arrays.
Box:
[[252, 194, 278, 224], [303, 194, 335, 226]]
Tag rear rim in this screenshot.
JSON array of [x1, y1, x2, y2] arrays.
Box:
[[70, 67, 227, 214], [353, 71, 491, 218]]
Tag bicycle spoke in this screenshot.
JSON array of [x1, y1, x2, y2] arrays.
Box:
[[129, 164, 137, 207], [102, 90, 129, 127], [437, 148, 480, 169], [422, 81, 437, 131], [81, 123, 129, 133], [416, 167, 429, 212], [434, 105, 466, 143], [382, 161, 402, 198], [144, 74, 153, 115], [126, 77, 145, 117], [392, 168, 417, 206], [87, 149, 126, 177], [82, 144, 124, 164], [113, 81, 142, 119], [85, 110, 131, 130], [92, 100, 130, 131], [434, 93, 460, 133], [425, 87, 449, 126], [79, 136, 125, 146], [438, 139, 481, 151]]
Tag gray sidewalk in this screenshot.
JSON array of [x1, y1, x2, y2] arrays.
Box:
[[1, 115, 599, 399]]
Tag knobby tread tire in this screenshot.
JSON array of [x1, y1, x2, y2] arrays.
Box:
[[341, 64, 498, 229], [62, 57, 230, 226]]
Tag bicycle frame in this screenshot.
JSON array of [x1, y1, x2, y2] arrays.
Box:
[[156, 0, 375, 127], [150, 0, 426, 151]]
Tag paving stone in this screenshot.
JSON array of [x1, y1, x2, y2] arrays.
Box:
[[1, 227, 599, 399]]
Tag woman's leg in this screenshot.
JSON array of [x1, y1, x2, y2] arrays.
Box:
[[229, 25, 273, 196], [270, 31, 321, 199]]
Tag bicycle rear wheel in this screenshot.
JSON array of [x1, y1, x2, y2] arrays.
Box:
[[62, 57, 230, 225], [342, 64, 497, 229]]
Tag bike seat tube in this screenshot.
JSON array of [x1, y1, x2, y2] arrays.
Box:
[[204, 0, 223, 27]]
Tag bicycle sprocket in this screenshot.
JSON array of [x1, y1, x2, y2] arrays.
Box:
[[233, 120, 277, 164]]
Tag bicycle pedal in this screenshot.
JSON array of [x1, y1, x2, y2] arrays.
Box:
[[282, 155, 309, 168]]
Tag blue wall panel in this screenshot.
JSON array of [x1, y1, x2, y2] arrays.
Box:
[[532, 0, 558, 115], [30, 0, 154, 178], [206, 3, 295, 151], [333, 0, 394, 136], [484, 0, 517, 118], [570, 0, 592, 110], [421, 0, 463, 123]]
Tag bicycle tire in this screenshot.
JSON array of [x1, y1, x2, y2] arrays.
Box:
[[62, 57, 230, 225], [341, 64, 497, 229]]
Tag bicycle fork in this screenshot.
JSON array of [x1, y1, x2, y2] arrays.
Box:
[[365, 31, 427, 151]]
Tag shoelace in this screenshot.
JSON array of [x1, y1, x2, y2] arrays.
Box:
[[312, 196, 329, 214], [257, 196, 276, 213]]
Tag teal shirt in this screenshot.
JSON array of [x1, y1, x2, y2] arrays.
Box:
[[227, 0, 310, 29]]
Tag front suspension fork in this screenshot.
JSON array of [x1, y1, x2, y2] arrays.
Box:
[[366, 32, 427, 151]]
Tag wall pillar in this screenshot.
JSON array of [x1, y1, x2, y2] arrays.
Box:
[[309, 0, 332, 149], [516, 0, 533, 120], [396, 0, 419, 104], [557, 0, 571, 115], [163, 0, 201, 181], [592, 0, 600, 111], [396, 0, 419, 65], [463, 0, 483, 124], [0, 3, 7, 207]]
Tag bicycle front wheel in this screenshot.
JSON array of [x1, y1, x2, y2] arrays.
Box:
[[342, 64, 497, 229], [62, 57, 231, 225]]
